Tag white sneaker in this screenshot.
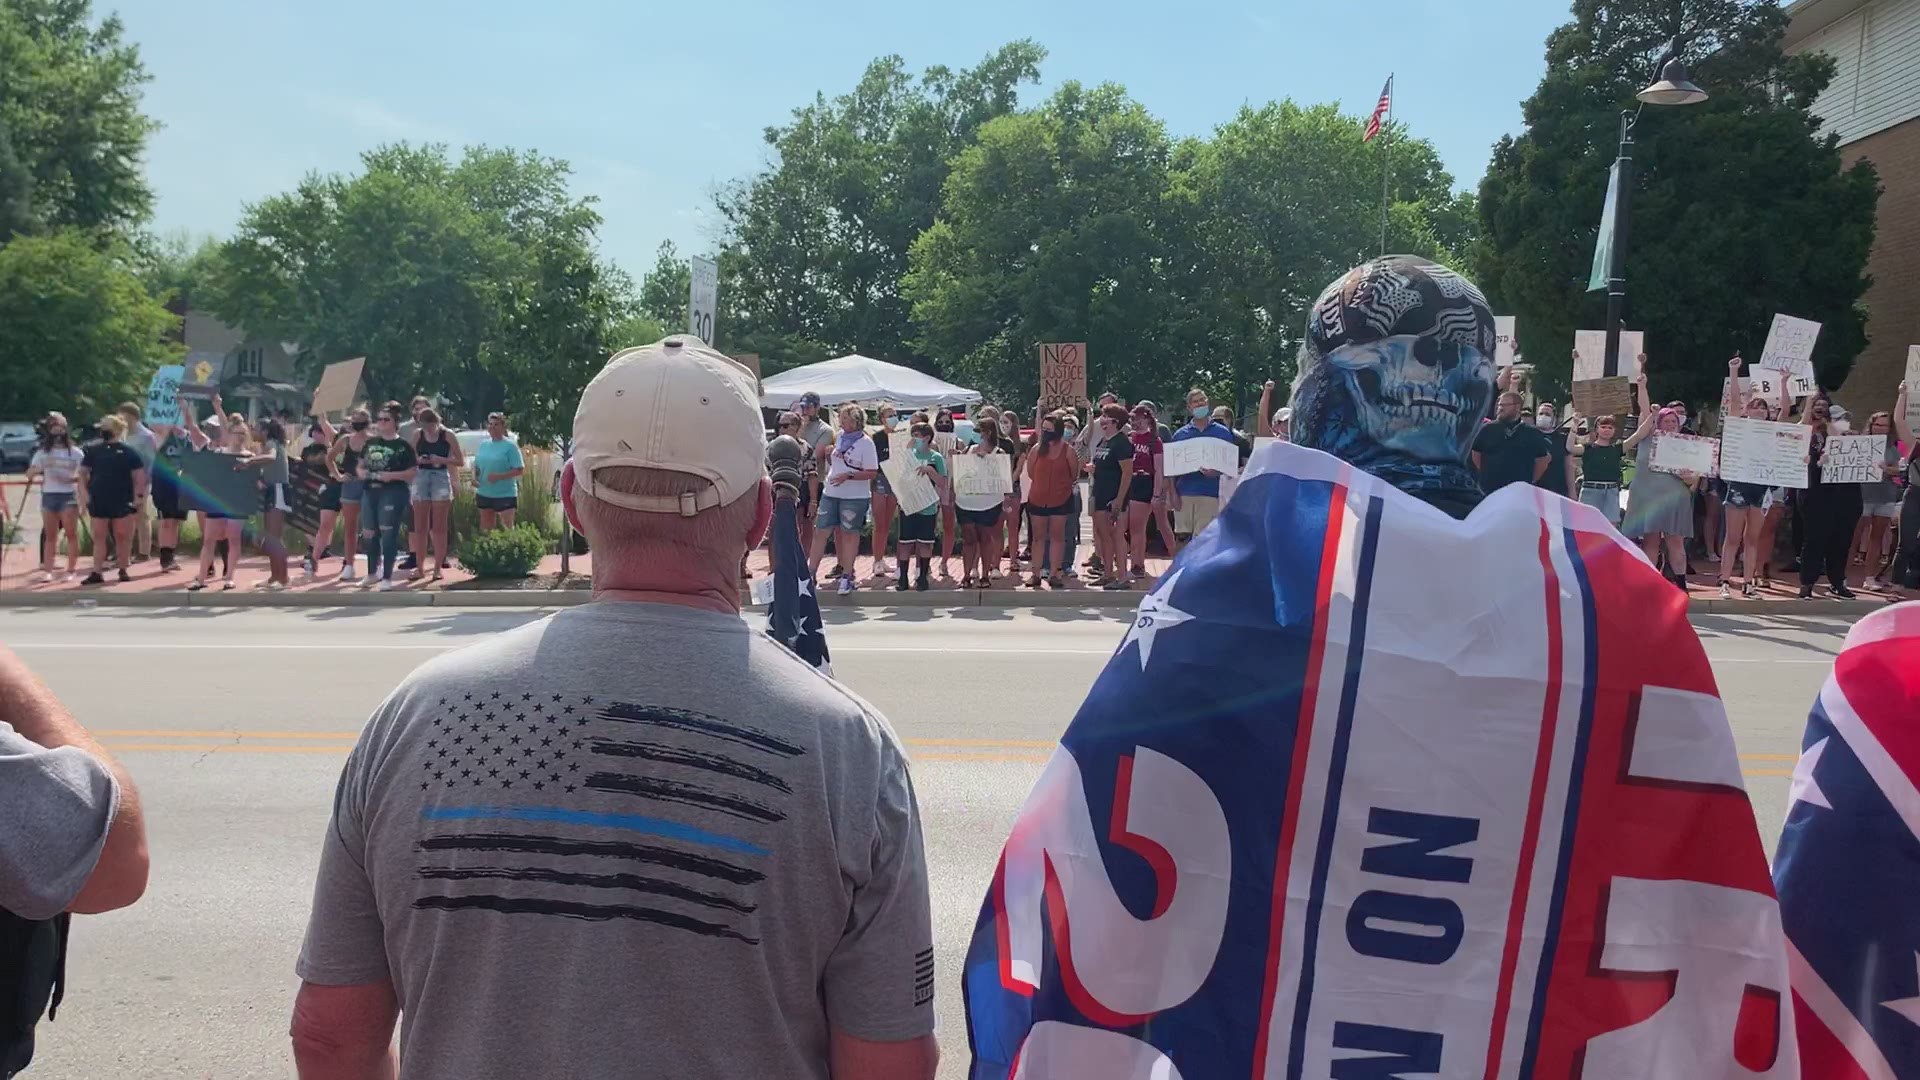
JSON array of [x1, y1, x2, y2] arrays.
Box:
[[339, 568, 359, 582], [1719, 582, 1733, 600], [31, 569, 49, 583], [301, 567, 318, 583], [379, 578, 401, 592], [358, 574, 379, 590], [837, 576, 855, 596], [264, 581, 286, 592]]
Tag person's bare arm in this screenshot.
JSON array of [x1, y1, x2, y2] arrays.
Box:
[[0, 645, 148, 913], [1470, 451, 1484, 472], [828, 1029, 938, 1080], [444, 437, 465, 469], [1532, 453, 1551, 483], [1895, 383, 1913, 446], [291, 980, 399, 1080], [1623, 367, 1657, 451], [1256, 380, 1276, 437], [1722, 355, 1742, 418]]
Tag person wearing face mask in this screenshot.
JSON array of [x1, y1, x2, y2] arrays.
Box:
[[1123, 404, 1170, 577], [1087, 404, 1136, 589], [26, 413, 83, 584], [1851, 409, 1902, 589], [1052, 409, 1085, 579], [996, 414, 1025, 576], [954, 419, 1006, 588], [893, 422, 947, 591], [1469, 390, 1552, 494], [1796, 393, 1862, 599], [328, 407, 374, 582], [1168, 389, 1236, 539], [1620, 357, 1702, 591], [1530, 402, 1573, 497], [1717, 357, 1791, 599], [1021, 411, 1081, 589]]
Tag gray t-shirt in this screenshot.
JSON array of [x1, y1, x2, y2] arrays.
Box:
[[298, 601, 934, 1080], [0, 722, 118, 920]]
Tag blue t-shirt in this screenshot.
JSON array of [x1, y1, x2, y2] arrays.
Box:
[[472, 438, 524, 499], [1169, 421, 1238, 498]]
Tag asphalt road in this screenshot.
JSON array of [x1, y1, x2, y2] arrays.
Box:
[[2, 604, 1852, 1079]]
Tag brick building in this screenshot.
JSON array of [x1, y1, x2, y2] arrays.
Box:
[[1786, 0, 1920, 412]]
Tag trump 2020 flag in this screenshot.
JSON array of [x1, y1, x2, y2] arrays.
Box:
[[964, 440, 1792, 1079], [766, 496, 830, 674], [1774, 602, 1920, 1078]]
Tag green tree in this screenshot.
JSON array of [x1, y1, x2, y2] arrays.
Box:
[[0, 0, 157, 237], [717, 41, 1044, 367], [0, 228, 176, 419], [1476, 0, 1878, 406], [1172, 102, 1477, 413], [206, 143, 630, 444], [0, 113, 37, 240], [136, 228, 222, 306], [636, 240, 690, 330], [905, 81, 1186, 407]]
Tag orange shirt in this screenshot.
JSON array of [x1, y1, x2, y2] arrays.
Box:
[[1025, 444, 1080, 507]]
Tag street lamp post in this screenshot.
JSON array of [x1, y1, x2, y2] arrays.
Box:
[[1599, 52, 1709, 379]]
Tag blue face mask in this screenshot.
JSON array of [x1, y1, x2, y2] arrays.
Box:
[[1192, 405, 1211, 420]]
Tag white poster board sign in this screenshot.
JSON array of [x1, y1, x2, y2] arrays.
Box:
[[1649, 433, 1718, 477], [1726, 370, 1783, 405], [1757, 314, 1819, 381], [1573, 330, 1643, 382], [688, 255, 718, 344], [1905, 345, 1920, 432], [1719, 417, 1811, 489], [1163, 436, 1240, 477], [1821, 434, 1886, 485], [1755, 367, 1817, 400], [951, 452, 1012, 498], [749, 575, 776, 606], [1494, 316, 1517, 368], [880, 453, 939, 516]]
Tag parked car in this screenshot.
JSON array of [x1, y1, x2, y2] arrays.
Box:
[[0, 421, 37, 469]]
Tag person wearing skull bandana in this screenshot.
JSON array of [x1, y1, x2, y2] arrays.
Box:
[[1287, 255, 1498, 519]]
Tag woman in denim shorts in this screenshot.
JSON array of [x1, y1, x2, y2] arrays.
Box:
[[408, 408, 463, 581]]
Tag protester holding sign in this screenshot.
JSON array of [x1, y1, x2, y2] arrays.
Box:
[[891, 421, 945, 592], [953, 421, 1006, 588], [1717, 357, 1781, 598], [1621, 359, 1700, 591], [1795, 396, 1863, 599], [809, 404, 879, 595], [1167, 389, 1236, 539], [1852, 411, 1902, 590], [1566, 411, 1625, 524], [239, 417, 294, 590], [26, 415, 84, 584], [182, 398, 253, 592]]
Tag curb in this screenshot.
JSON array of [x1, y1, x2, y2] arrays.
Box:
[[0, 585, 1897, 616]]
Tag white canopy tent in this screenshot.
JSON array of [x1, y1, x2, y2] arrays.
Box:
[[758, 354, 981, 411]]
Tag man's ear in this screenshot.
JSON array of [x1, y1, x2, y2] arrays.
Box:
[[561, 461, 585, 536], [745, 478, 773, 551]]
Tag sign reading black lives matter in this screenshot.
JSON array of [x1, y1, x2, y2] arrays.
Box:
[[1039, 343, 1087, 411]]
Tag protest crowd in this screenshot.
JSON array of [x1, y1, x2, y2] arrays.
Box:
[[8, 253, 1920, 1079]]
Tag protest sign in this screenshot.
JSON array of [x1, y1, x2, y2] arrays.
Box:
[[730, 352, 762, 391], [287, 459, 328, 536], [1649, 432, 1718, 477], [688, 256, 718, 344], [1821, 434, 1886, 484], [880, 453, 939, 516], [1906, 345, 1920, 432], [177, 450, 260, 517], [1757, 313, 1820, 381], [951, 452, 1012, 498], [310, 357, 366, 417], [1726, 369, 1783, 404], [1494, 316, 1517, 368], [1163, 436, 1239, 477], [178, 352, 222, 398], [144, 365, 183, 427], [1719, 416, 1811, 489], [1573, 330, 1643, 382], [749, 574, 776, 607], [1038, 343, 1087, 411], [1571, 376, 1633, 419]]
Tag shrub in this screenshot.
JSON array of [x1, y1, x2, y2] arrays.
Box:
[[449, 488, 480, 550], [455, 523, 547, 579], [516, 466, 561, 543]]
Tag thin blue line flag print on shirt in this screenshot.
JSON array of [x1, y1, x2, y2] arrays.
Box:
[[767, 495, 831, 674], [1773, 601, 1920, 1079], [962, 439, 1794, 1079]]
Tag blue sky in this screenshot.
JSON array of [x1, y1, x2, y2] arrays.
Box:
[[119, 0, 1571, 278]]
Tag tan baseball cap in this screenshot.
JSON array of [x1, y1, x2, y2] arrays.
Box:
[[570, 337, 766, 516]]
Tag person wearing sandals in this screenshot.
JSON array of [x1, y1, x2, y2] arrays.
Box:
[[407, 408, 462, 581], [1087, 403, 1135, 590], [328, 407, 373, 582], [182, 396, 252, 592], [955, 420, 1006, 589], [1123, 404, 1168, 580], [1022, 409, 1080, 590], [1716, 356, 1790, 599], [893, 421, 946, 592], [26, 413, 83, 584]]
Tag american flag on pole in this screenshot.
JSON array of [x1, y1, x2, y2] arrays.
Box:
[[963, 440, 1792, 1078], [1364, 76, 1393, 142], [766, 496, 830, 674], [1774, 602, 1920, 1079]]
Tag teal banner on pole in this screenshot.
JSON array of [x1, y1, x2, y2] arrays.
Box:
[[1588, 161, 1623, 293]]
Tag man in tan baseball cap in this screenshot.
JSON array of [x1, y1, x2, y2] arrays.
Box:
[[293, 336, 938, 1080]]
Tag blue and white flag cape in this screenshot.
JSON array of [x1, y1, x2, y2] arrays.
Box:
[[964, 440, 1791, 1079]]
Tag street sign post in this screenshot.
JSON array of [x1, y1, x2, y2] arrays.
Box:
[[689, 256, 718, 345]]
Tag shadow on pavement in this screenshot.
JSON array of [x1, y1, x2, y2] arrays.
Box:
[[1691, 612, 1850, 656], [389, 611, 555, 635]]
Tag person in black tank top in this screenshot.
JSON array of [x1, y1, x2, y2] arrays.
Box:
[[329, 407, 374, 582], [409, 409, 463, 581]]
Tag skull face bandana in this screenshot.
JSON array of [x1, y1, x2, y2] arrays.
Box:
[[1288, 256, 1497, 516]]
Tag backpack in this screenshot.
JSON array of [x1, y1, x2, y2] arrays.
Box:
[[0, 909, 69, 1079]]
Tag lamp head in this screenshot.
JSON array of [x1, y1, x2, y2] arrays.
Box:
[[1637, 57, 1708, 106]]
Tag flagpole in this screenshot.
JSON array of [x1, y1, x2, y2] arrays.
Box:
[[1379, 74, 1393, 257]]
